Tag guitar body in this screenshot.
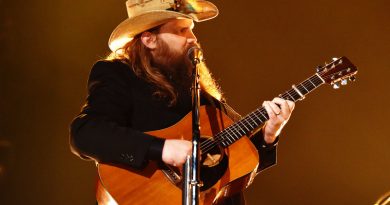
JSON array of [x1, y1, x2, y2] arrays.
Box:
[[97, 105, 260, 205]]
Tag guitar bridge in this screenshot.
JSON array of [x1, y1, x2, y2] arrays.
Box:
[[160, 163, 182, 187]]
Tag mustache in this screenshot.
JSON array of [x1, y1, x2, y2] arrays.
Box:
[[185, 42, 202, 54]]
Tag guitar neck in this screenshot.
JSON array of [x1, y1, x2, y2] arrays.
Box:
[[217, 73, 325, 147]]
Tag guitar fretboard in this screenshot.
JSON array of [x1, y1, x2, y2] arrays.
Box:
[[200, 74, 325, 153]]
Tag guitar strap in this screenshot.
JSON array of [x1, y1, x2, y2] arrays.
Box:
[[202, 91, 242, 122]]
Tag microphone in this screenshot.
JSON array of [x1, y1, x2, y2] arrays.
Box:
[[187, 46, 203, 65]]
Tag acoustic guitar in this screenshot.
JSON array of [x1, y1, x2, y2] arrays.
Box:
[[96, 57, 358, 205]]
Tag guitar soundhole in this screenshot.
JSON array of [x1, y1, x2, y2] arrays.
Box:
[[199, 136, 228, 191]]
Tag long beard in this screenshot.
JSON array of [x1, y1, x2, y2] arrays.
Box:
[[151, 38, 193, 89]]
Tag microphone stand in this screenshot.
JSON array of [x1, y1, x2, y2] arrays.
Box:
[[183, 47, 203, 205]]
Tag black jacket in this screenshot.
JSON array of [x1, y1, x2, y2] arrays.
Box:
[[70, 60, 277, 171]]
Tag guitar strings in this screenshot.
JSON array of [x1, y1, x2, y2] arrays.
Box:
[[199, 76, 324, 153], [200, 76, 323, 153]]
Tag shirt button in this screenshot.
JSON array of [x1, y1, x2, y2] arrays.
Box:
[[129, 155, 134, 162]]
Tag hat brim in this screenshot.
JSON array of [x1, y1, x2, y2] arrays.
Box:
[[109, 11, 190, 52], [109, 1, 218, 52]]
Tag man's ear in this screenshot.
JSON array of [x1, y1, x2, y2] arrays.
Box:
[[140, 32, 157, 49]]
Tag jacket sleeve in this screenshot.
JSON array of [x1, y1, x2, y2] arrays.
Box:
[[69, 61, 164, 169], [249, 131, 278, 172]]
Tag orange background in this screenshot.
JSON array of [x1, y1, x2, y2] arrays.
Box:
[[0, 0, 389, 204]]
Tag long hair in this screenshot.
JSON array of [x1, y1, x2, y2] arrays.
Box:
[[107, 31, 223, 106]]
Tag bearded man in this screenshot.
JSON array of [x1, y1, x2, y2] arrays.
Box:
[[70, 0, 295, 204]]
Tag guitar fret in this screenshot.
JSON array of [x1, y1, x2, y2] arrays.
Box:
[[259, 109, 268, 120], [235, 124, 247, 135], [245, 117, 256, 129], [303, 81, 315, 91], [224, 130, 235, 143], [220, 139, 228, 147], [249, 113, 262, 127], [315, 73, 325, 83], [287, 90, 299, 101], [230, 125, 241, 140], [291, 89, 301, 101], [302, 75, 323, 94], [309, 75, 323, 87], [281, 93, 290, 101], [229, 127, 240, 140], [226, 135, 234, 144], [315, 79, 322, 85], [285, 91, 296, 101], [296, 84, 308, 95], [238, 120, 250, 132], [298, 83, 310, 93], [248, 115, 257, 125], [222, 132, 233, 146], [231, 125, 245, 139], [241, 119, 252, 130], [218, 133, 228, 147], [308, 78, 316, 87], [220, 126, 240, 147], [252, 112, 263, 122], [312, 75, 323, 86], [222, 124, 244, 146], [232, 126, 242, 138]]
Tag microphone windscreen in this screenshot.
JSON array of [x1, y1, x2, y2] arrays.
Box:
[[187, 46, 203, 63]]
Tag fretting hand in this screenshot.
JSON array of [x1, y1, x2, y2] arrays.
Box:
[[262, 97, 295, 144]]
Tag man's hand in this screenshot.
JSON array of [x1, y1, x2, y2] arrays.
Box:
[[162, 139, 192, 167], [262, 97, 295, 144]]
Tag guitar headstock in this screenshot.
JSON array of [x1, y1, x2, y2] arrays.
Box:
[[317, 56, 358, 89]]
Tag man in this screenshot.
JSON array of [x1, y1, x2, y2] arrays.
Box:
[[70, 0, 295, 204]]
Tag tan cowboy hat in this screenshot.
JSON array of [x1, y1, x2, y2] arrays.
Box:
[[108, 0, 219, 52]]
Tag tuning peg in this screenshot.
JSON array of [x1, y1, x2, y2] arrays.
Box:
[[349, 76, 356, 82], [316, 65, 324, 72], [341, 79, 348, 85], [332, 57, 339, 61], [333, 83, 340, 89]]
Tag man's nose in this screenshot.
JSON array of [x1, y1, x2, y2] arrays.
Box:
[[187, 31, 197, 44]]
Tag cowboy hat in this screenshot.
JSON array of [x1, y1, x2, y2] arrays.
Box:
[[108, 0, 219, 52]]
